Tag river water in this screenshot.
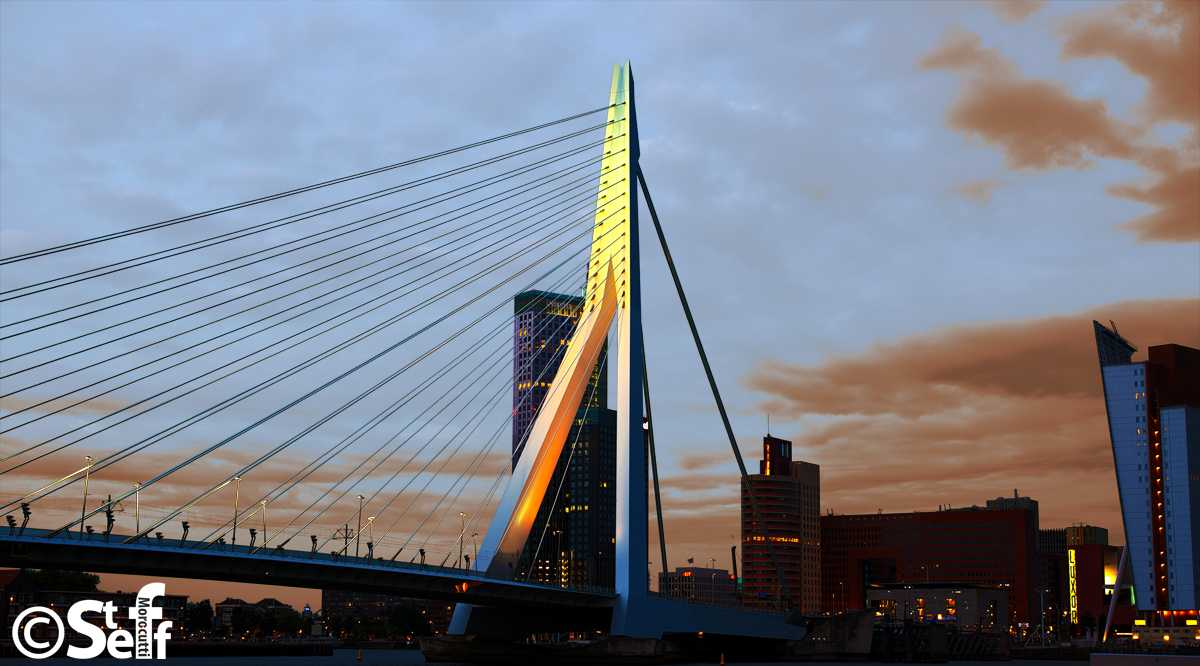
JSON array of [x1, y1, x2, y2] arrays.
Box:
[[0, 648, 1086, 665]]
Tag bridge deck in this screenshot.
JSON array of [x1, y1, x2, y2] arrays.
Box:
[[0, 530, 614, 610]]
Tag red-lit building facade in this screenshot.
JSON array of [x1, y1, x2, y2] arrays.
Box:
[[740, 435, 821, 612], [821, 506, 1045, 628], [1066, 544, 1137, 629]]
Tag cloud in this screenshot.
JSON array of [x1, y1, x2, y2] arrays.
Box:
[[740, 297, 1200, 542], [808, 187, 825, 199], [917, 10, 1199, 243], [1059, 1, 1199, 131], [672, 450, 731, 472], [948, 176, 1008, 204], [983, 1, 1048, 24]]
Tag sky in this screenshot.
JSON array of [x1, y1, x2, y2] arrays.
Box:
[[1, 0, 1197, 612]]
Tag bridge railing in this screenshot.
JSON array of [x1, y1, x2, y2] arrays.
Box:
[[5, 527, 616, 595]]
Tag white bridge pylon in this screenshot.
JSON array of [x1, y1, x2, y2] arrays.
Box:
[[473, 60, 645, 598], [451, 63, 805, 642]]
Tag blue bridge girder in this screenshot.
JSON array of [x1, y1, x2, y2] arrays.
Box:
[[0, 530, 615, 611]]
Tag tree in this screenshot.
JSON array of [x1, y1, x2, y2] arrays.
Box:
[[230, 606, 257, 636], [323, 614, 343, 637], [387, 604, 430, 637], [186, 600, 213, 633], [277, 609, 306, 635], [30, 569, 99, 592], [255, 609, 276, 637]]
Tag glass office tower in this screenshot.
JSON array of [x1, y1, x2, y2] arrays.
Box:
[[1094, 321, 1200, 619]]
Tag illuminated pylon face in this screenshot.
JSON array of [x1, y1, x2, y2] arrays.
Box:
[[477, 63, 641, 577]]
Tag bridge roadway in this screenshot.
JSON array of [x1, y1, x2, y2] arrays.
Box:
[[1, 529, 807, 641], [0, 529, 614, 611]]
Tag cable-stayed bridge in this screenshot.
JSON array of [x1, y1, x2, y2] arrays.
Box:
[[0, 63, 805, 642]]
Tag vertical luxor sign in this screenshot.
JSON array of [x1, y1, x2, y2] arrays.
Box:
[[1068, 549, 1078, 625]]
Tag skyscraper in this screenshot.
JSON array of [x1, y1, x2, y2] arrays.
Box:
[[1094, 321, 1200, 620], [740, 435, 821, 612], [510, 290, 616, 587]]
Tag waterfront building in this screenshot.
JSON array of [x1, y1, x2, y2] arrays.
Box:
[[319, 590, 453, 635], [1040, 525, 1109, 555], [987, 494, 1039, 537], [820, 503, 1045, 628], [865, 583, 1008, 631], [1094, 322, 1200, 621], [740, 435, 821, 612], [658, 567, 738, 606], [214, 596, 293, 628], [1065, 544, 1137, 629]]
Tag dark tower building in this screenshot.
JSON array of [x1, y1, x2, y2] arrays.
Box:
[[740, 435, 821, 612], [511, 290, 616, 587], [1094, 321, 1200, 619]]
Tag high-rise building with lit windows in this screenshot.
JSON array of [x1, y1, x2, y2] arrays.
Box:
[[740, 435, 821, 613], [1094, 321, 1200, 621], [510, 290, 615, 588]]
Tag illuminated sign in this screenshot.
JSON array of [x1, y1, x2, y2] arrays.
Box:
[[1069, 549, 1078, 624]]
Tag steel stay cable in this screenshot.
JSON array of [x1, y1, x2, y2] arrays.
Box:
[[0, 135, 618, 344], [411, 268, 617, 557], [239, 270, 588, 555], [269, 225, 627, 554], [37, 201, 618, 535], [0, 188, 622, 470], [430, 262, 622, 571], [435, 336, 607, 576], [446, 256, 624, 569], [3, 203, 599, 508], [0, 172, 623, 436], [637, 165, 793, 608], [0, 105, 613, 268], [319, 330, 526, 560], [376, 290, 590, 558], [522, 321, 610, 581], [378, 231, 630, 557], [0, 151, 616, 395], [202, 270, 584, 551], [0, 122, 613, 306], [194, 325, 519, 553], [486, 253, 627, 559]]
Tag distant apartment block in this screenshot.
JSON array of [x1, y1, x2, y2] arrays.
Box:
[[658, 567, 737, 607]]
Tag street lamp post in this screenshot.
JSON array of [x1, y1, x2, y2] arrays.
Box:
[[232, 476, 241, 549], [839, 581, 845, 612], [459, 512, 466, 569], [261, 500, 268, 549], [134, 483, 141, 539], [366, 516, 375, 562], [1036, 586, 1051, 648], [80, 456, 93, 537], [471, 533, 479, 571], [356, 495, 365, 559]]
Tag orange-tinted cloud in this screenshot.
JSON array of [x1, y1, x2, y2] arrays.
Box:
[[1059, 1, 1199, 132], [740, 297, 1200, 544], [983, 0, 1048, 24], [918, 6, 1199, 243], [949, 176, 1009, 204], [809, 187, 826, 199]]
